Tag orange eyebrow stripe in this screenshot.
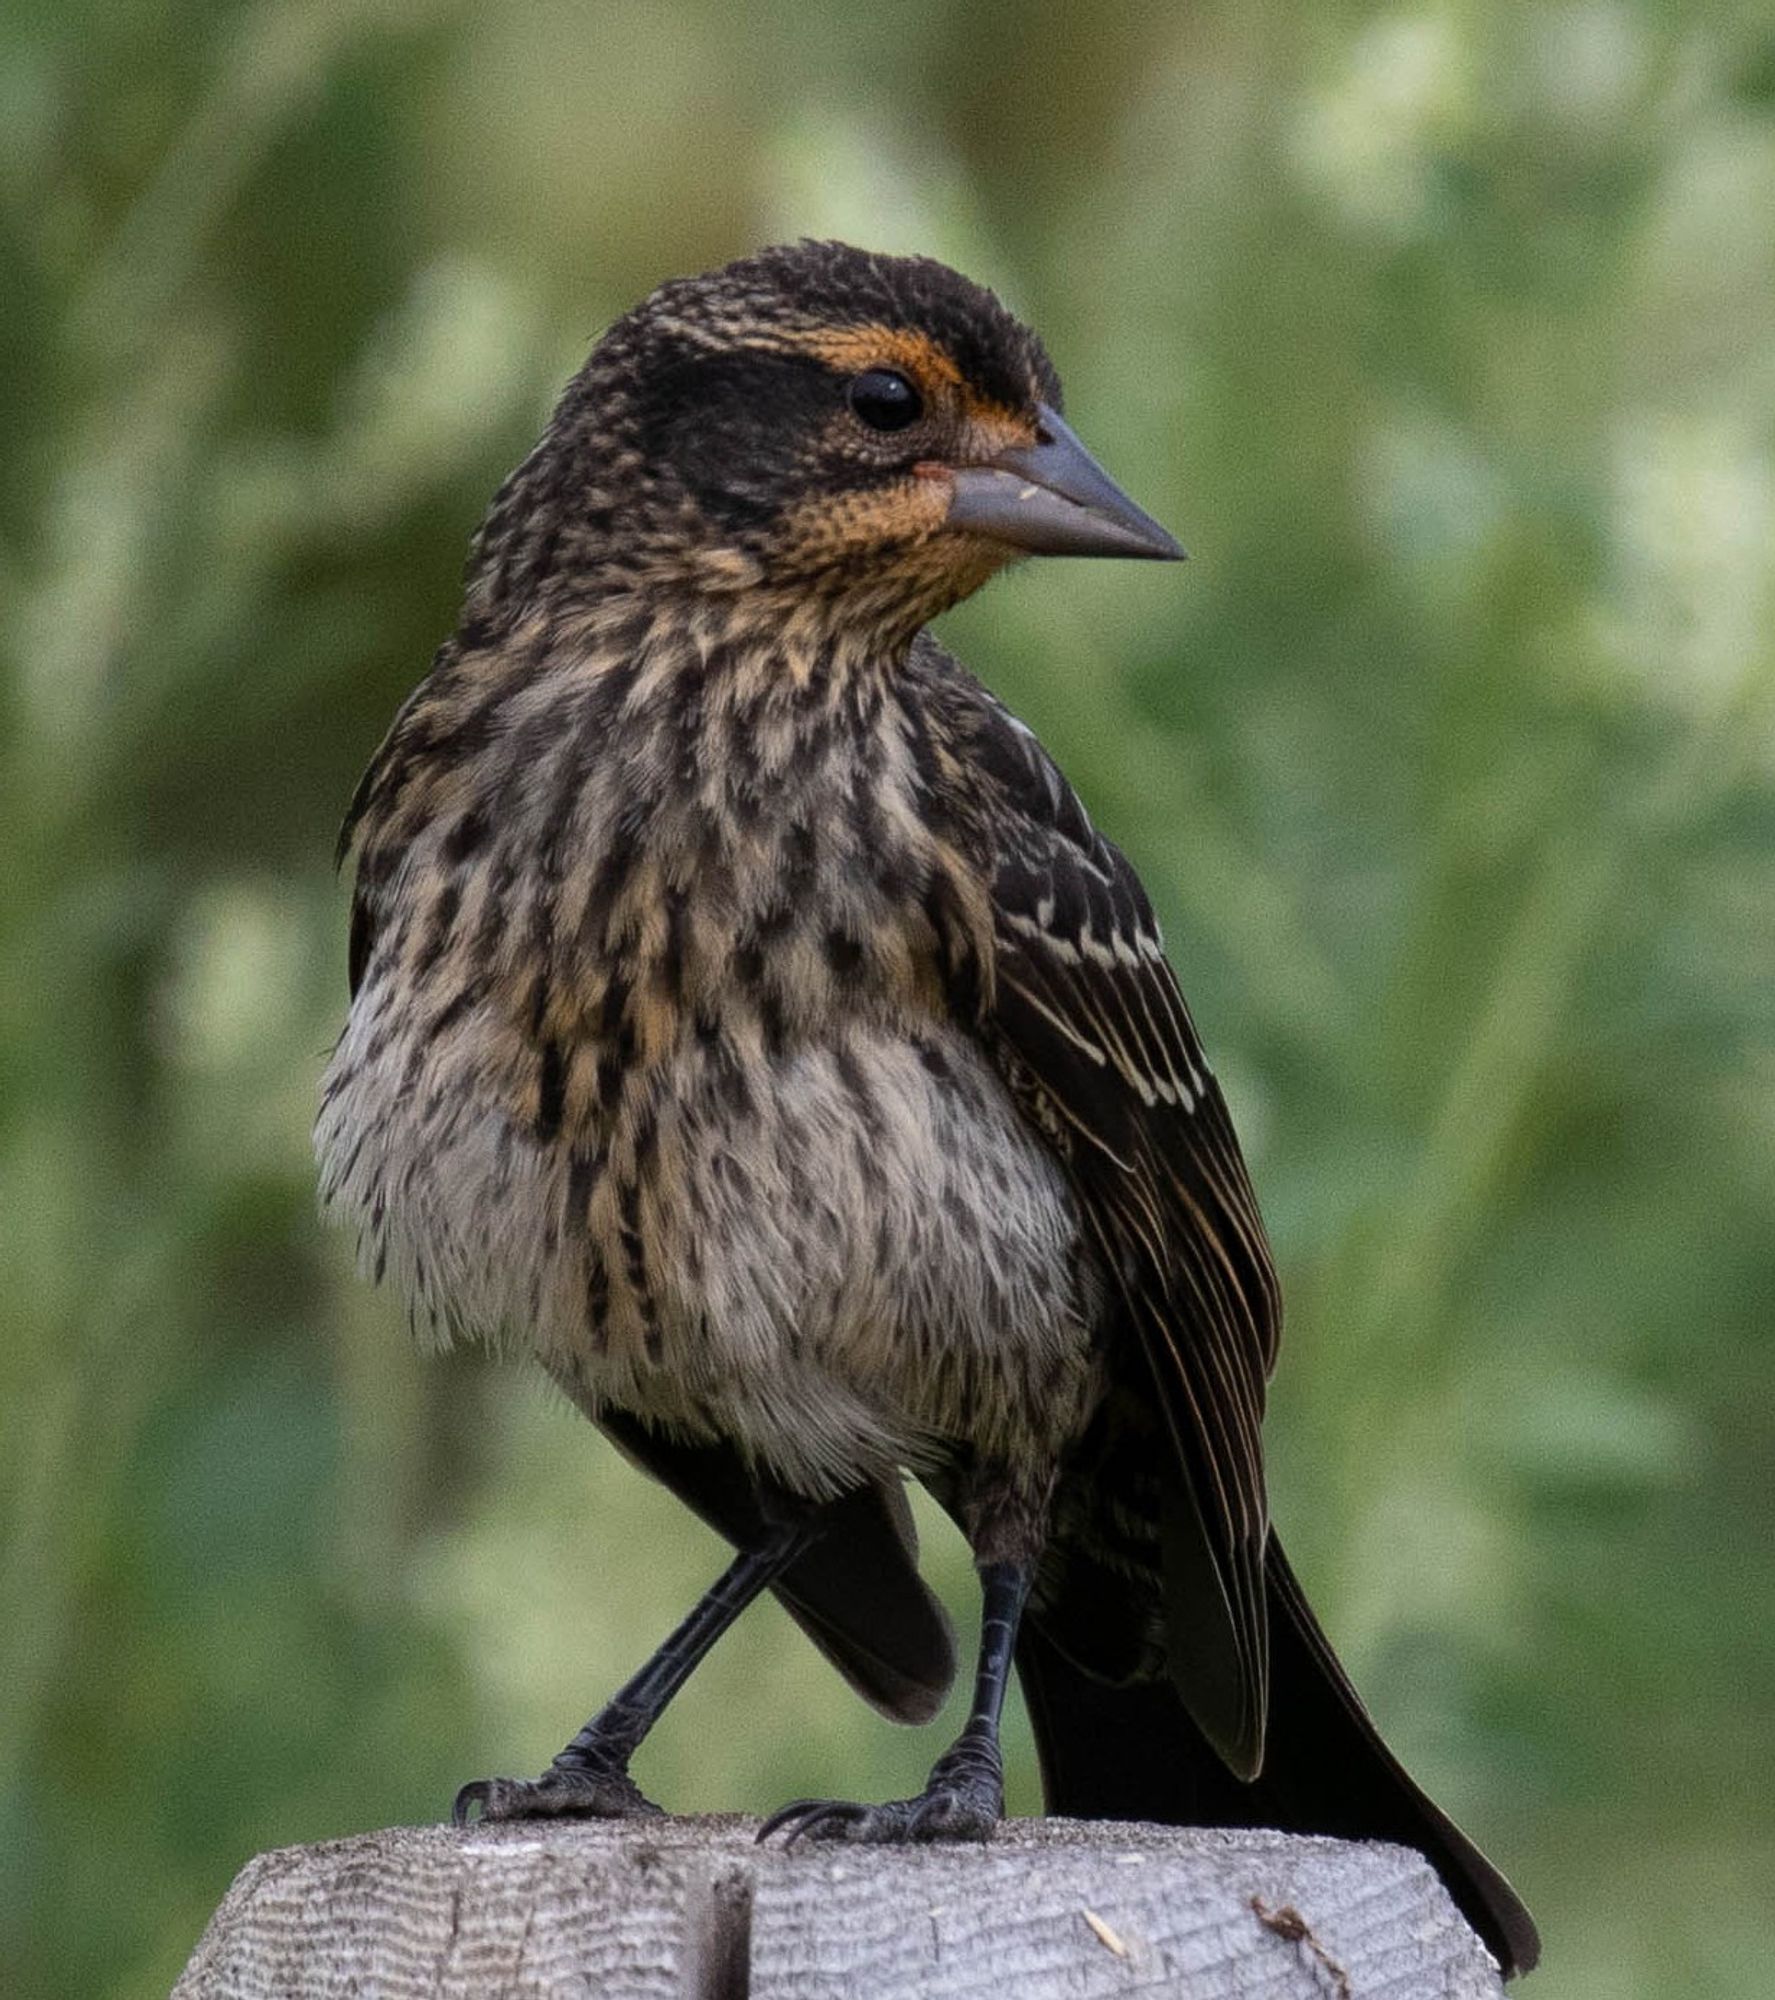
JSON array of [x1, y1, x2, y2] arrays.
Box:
[[779, 323, 1039, 442], [789, 323, 966, 386], [767, 323, 1038, 445]]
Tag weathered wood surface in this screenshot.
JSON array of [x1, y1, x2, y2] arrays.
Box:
[[173, 1815, 1507, 1998]]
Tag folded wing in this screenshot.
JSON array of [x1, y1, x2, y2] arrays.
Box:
[[934, 672, 1282, 1775]]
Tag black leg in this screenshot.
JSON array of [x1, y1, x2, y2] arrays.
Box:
[[456, 1518, 817, 1825], [760, 1557, 1033, 1845]]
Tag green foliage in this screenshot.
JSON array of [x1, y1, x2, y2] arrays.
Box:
[[3, 4, 1771, 1995]]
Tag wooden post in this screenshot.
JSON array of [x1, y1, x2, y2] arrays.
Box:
[[173, 1816, 1507, 1997]]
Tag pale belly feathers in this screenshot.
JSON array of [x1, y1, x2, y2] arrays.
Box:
[[317, 988, 1103, 1498]]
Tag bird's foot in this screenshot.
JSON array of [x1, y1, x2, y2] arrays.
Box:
[[453, 1754, 663, 1827], [759, 1733, 1002, 1846]]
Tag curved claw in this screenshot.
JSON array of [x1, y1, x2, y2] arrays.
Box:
[[453, 1780, 491, 1828], [763, 1800, 875, 1840], [757, 1798, 856, 1845]]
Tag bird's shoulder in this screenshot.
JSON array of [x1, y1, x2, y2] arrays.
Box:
[[905, 634, 1116, 865], [905, 637, 1204, 1116]]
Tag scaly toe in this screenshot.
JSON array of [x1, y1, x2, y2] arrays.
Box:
[[759, 1789, 996, 1846], [453, 1764, 663, 1826], [907, 1787, 998, 1840]]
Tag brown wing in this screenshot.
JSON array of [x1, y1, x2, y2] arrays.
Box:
[[946, 686, 1282, 1776]]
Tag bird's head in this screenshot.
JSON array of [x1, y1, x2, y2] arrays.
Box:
[[470, 241, 1182, 644]]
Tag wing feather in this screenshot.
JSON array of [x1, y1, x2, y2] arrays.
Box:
[[938, 677, 1282, 1774]]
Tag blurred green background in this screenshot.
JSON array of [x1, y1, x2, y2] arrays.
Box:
[[3, 1, 1772, 1994]]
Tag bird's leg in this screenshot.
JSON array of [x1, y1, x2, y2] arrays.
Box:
[[455, 1515, 818, 1826], [760, 1552, 1034, 1846]]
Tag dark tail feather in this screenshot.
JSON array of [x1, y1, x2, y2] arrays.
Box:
[[1019, 1534, 1539, 1978], [594, 1410, 956, 1723], [769, 1476, 956, 1724]]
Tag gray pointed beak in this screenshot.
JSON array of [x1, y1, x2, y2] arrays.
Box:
[[944, 404, 1185, 561]]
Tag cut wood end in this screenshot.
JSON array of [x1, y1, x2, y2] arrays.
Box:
[[174, 1816, 1508, 2000]]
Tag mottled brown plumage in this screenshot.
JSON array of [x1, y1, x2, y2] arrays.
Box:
[[316, 241, 1536, 1977]]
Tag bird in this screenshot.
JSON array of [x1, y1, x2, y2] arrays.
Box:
[[315, 239, 1538, 1978]]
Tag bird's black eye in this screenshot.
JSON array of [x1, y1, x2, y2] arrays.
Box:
[[847, 369, 923, 432]]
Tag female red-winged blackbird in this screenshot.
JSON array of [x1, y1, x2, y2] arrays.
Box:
[[317, 241, 1537, 1977]]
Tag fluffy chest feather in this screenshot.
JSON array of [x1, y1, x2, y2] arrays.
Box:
[[317, 625, 1101, 1494]]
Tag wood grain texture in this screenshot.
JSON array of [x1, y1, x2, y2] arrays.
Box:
[[172, 1817, 1508, 1999]]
